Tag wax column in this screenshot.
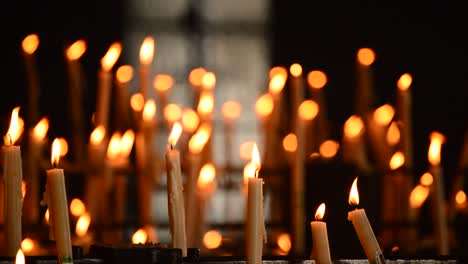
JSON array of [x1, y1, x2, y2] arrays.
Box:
[[307, 70, 329, 149], [254, 94, 274, 168], [154, 74, 174, 115], [347, 178, 385, 264], [396, 73, 413, 169], [189, 67, 207, 109], [342, 115, 371, 173], [355, 48, 376, 117], [115, 65, 134, 131], [368, 104, 395, 170], [196, 163, 217, 247], [310, 203, 332, 264], [197, 91, 214, 164], [65, 40, 87, 164], [96, 42, 121, 130], [21, 34, 40, 127], [221, 101, 242, 172], [289, 63, 304, 131], [267, 72, 287, 168], [165, 122, 187, 256], [139, 37, 155, 100], [2, 107, 24, 256], [46, 139, 73, 264], [427, 132, 449, 255]]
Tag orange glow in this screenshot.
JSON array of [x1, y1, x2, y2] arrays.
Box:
[[22, 181, 26, 200], [57, 138, 68, 157], [319, 140, 340, 159], [51, 138, 61, 167], [307, 70, 327, 89], [255, 93, 274, 118], [243, 162, 256, 184], [21, 238, 35, 254], [269, 66, 288, 80], [142, 100, 157, 122], [315, 203, 326, 221], [139, 37, 155, 65], [90, 126, 106, 145], [397, 73, 413, 91], [298, 100, 319, 121], [386, 121, 400, 146], [409, 185, 429, 209], [373, 104, 395, 126], [277, 233, 291, 253], [197, 91, 214, 117], [76, 213, 91, 237], [428, 131, 445, 165], [33, 117, 49, 142], [101, 42, 122, 71], [283, 133, 297, 152], [116, 65, 133, 83], [344, 115, 364, 139], [181, 109, 200, 133], [244, 143, 261, 181], [132, 228, 148, 244], [16, 249, 25, 264], [269, 75, 287, 95], [107, 133, 122, 160], [153, 74, 174, 92], [420, 172, 433, 186], [389, 151, 405, 170], [348, 177, 359, 206], [164, 104, 182, 123], [189, 67, 206, 87], [4, 107, 23, 146], [130, 93, 145, 112], [197, 163, 216, 188], [357, 48, 375, 66], [66, 40, 86, 61], [70, 198, 86, 217], [202, 72, 216, 90], [120, 130, 135, 158], [455, 190, 467, 209], [168, 122, 183, 147], [22, 34, 39, 55], [44, 209, 50, 224], [222, 101, 242, 120], [239, 141, 255, 161], [188, 123, 211, 154], [203, 230, 222, 249], [289, 63, 302, 77]]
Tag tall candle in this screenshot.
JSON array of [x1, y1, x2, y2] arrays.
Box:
[[154, 74, 174, 112], [355, 48, 376, 117], [310, 203, 331, 264], [221, 100, 242, 170], [115, 65, 134, 131], [396, 73, 413, 169], [307, 70, 329, 148], [347, 178, 385, 264], [195, 163, 217, 247], [342, 115, 371, 173], [189, 67, 206, 109], [268, 72, 287, 169], [368, 104, 395, 170], [289, 63, 304, 131], [165, 122, 187, 256], [139, 37, 155, 100], [254, 93, 274, 169], [21, 34, 40, 127], [2, 107, 24, 256], [197, 91, 214, 164], [46, 139, 73, 264]]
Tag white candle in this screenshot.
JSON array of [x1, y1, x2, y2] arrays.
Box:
[[310, 203, 331, 264], [139, 37, 155, 100]]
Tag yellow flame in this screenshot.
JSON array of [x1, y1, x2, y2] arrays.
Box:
[[307, 70, 328, 89], [21, 238, 35, 254], [277, 233, 291, 253], [164, 104, 182, 123], [33, 117, 49, 142], [344, 115, 364, 139], [373, 104, 395, 126], [203, 230, 222, 249], [168, 122, 183, 147], [222, 101, 242, 120], [4, 107, 23, 145], [107, 133, 122, 160], [283, 133, 297, 152], [455, 190, 467, 209], [70, 198, 86, 217], [397, 73, 412, 91], [153, 74, 174, 92], [22, 34, 39, 55], [357, 48, 375, 66], [255, 93, 274, 118], [116, 65, 133, 83], [348, 177, 359, 206], [101, 42, 122, 71], [269, 66, 288, 80], [409, 185, 429, 208], [130, 93, 145, 112], [188, 123, 211, 154], [428, 131, 445, 165], [289, 63, 302, 77], [142, 100, 156, 122], [189, 67, 206, 87], [197, 91, 214, 116], [298, 100, 319, 121], [139, 37, 155, 65], [315, 203, 326, 220], [182, 109, 200, 133], [198, 163, 216, 188], [269, 75, 286, 95], [120, 130, 135, 158], [251, 143, 261, 173], [239, 141, 255, 161], [132, 228, 148, 244], [16, 249, 25, 264], [243, 162, 256, 184], [44, 209, 49, 224], [66, 40, 86, 60], [389, 151, 405, 170], [420, 172, 433, 186], [76, 213, 91, 237], [57, 138, 68, 157], [51, 138, 61, 167], [319, 140, 340, 159], [22, 181, 26, 200], [386, 121, 400, 146], [90, 126, 106, 145], [202, 72, 216, 90]]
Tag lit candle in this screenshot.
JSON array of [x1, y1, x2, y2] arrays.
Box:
[[201, 71, 216, 91], [154, 74, 174, 114], [310, 203, 331, 264], [195, 163, 217, 247], [73, 213, 93, 254], [368, 104, 395, 170], [189, 67, 206, 108], [268, 72, 287, 167], [221, 100, 242, 170], [245, 143, 265, 264], [289, 63, 304, 129], [254, 93, 275, 168], [342, 115, 371, 173], [115, 65, 134, 131], [21, 34, 40, 127], [307, 70, 329, 147], [46, 139, 73, 264], [396, 73, 413, 169], [347, 177, 385, 264], [130, 93, 145, 131], [139, 37, 155, 100], [180, 108, 200, 156], [165, 122, 187, 256], [2, 107, 24, 256], [355, 47, 376, 117], [197, 91, 214, 164]]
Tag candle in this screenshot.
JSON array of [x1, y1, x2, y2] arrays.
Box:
[[96, 42, 121, 129], [245, 143, 265, 264], [368, 104, 395, 170], [154, 74, 174, 114], [115, 65, 134, 131], [139, 37, 155, 100], [189, 67, 207, 109], [347, 177, 385, 264], [310, 203, 331, 264], [2, 107, 24, 256], [342, 115, 371, 173], [130, 93, 145, 131], [180, 108, 200, 156], [307, 70, 329, 148], [73, 213, 93, 254], [21, 34, 40, 127], [195, 163, 217, 247], [268, 72, 287, 169], [396, 73, 413, 169], [197, 91, 214, 164], [221, 100, 242, 170], [289, 63, 304, 129], [165, 122, 187, 256], [46, 139, 73, 264], [254, 93, 275, 168], [355, 48, 376, 117], [427, 131, 449, 255]]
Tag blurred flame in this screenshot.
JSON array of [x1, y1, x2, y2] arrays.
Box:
[[130, 93, 145, 112], [120, 130, 135, 158], [277, 233, 291, 253], [389, 151, 405, 170], [90, 126, 106, 145], [51, 138, 61, 167], [4, 107, 23, 145], [142, 100, 157, 122], [116, 65, 133, 83], [283, 133, 297, 152], [132, 228, 148, 244], [239, 141, 255, 161], [22, 181, 26, 200], [348, 177, 359, 206], [107, 133, 122, 160], [319, 140, 339, 159], [168, 122, 182, 147], [44, 209, 49, 224], [139, 37, 155, 65], [298, 100, 319, 121], [222, 100, 242, 120], [182, 109, 200, 133], [70, 198, 86, 217], [269, 75, 286, 95], [357, 48, 375, 66], [251, 143, 261, 172], [373, 104, 395, 126], [164, 104, 182, 123], [315, 203, 326, 220], [57, 138, 68, 157], [66, 40, 86, 60], [420, 172, 433, 186], [269, 66, 288, 80], [386, 121, 400, 146], [455, 190, 467, 209], [101, 42, 122, 71], [198, 163, 216, 188], [16, 249, 25, 264], [409, 185, 429, 208], [202, 72, 216, 90], [22, 34, 39, 55], [289, 63, 302, 77], [188, 123, 211, 154], [203, 230, 222, 249], [344, 115, 364, 139], [397, 73, 412, 91], [428, 131, 445, 165], [21, 238, 35, 254], [307, 70, 327, 89], [76, 213, 91, 237], [153, 74, 174, 92], [33, 117, 49, 142], [255, 93, 274, 118], [197, 91, 214, 116], [243, 162, 256, 184], [189, 67, 206, 87]]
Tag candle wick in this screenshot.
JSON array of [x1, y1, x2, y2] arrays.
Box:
[[254, 168, 259, 178], [7, 133, 12, 146], [170, 144, 174, 151]]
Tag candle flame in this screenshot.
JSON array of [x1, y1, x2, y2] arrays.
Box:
[[428, 131, 445, 165], [120, 130, 135, 158], [22, 181, 26, 200], [243, 162, 256, 184], [139, 37, 155, 65], [409, 185, 429, 208], [130, 93, 145, 112], [153, 74, 174, 92], [283, 133, 297, 152], [307, 70, 327, 89], [16, 249, 25, 264], [255, 93, 274, 118], [222, 100, 242, 120], [44, 209, 49, 224], [251, 143, 261, 175], [101, 42, 122, 71], [66, 40, 86, 60], [289, 63, 302, 77], [21, 238, 35, 254], [389, 151, 405, 170], [4, 107, 23, 145], [373, 104, 395, 126], [70, 198, 86, 217], [22, 34, 39, 55], [203, 230, 222, 249], [239, 141, 255, 161], [269, 66, 288, 80], [189, 67, 206, 87], [33, 117, 49, 142], [182, 109, 200, 133], [142, 100, 156, 122], [188, 123, 211, 154], [269, 75, 287, 95], [397, 73, 412, 91], [420, 172, 433, 186], [197, 91, 214, 116], [386, 121, 400, 146], [319, 140, 340, 159], [51, 138, 61, 167], [202, 72, 216, 90], [348, 177, 359, 206], [57, 138, 68, 157], [164, 104, 182, 123], [455, 190, 467, 209], [168, 122, 183, 147], [344, 115, 364, 138], [132, 228, 148, 244], [357, 48, 375, 66], [90, 126, 106, 145], [107, 132, 122, 160], [298, 100, 319, 121], [315, 203, 326, 220], [116, 65, 133, 83], [277, 233, 291, 253], [76, 213, 91, 237], [198, 163, 216, 188]]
